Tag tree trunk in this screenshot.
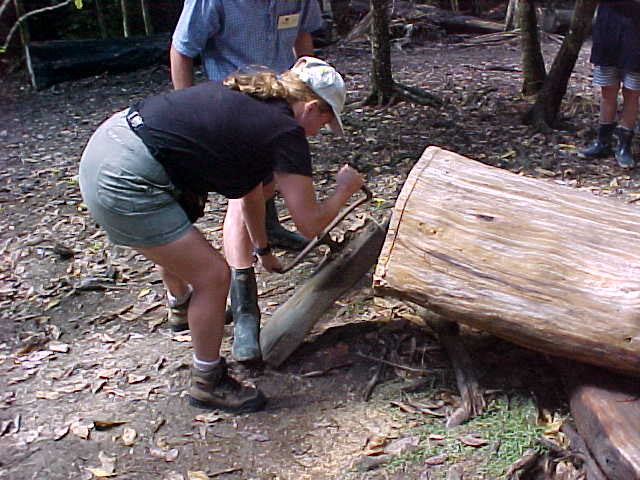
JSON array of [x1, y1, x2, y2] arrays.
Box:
[[140, 0, 153, 35], [328, 0, 355, 36], [541, 8, 574, 34], [524, 0, 596, 128], [519, 0, 546, 96], [504, 0, 519, 30], [373, 146, 640, 377], [366, 0, 394, 106], [120, 0, 130, 37], [95, 0, 108, 39]]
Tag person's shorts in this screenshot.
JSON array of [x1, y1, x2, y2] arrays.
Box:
[[79, 110, 192, 247], [593, 66, 640, 91]]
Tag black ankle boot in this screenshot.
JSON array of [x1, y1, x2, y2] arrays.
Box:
[[613, 126, 635, 169], [265, 198, 308, 252], [230, 267, 261, 362], [579, 123, 616, 159]]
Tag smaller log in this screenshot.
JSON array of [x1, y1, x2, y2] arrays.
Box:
[[260, 218, 388, 367], [439, 15, 505, 34], [25, 33, 171, 89], [558, 361, 640, 479]]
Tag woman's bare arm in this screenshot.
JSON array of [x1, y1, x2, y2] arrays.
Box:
[[275, 165, 363, 239]]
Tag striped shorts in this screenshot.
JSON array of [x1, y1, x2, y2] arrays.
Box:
[[593, 66, 640, 91]]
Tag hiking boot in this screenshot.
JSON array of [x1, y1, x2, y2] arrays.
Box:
[[168, 301, 189, 332], [230, 267, 261, 362], [613, 126, 635, 169], [167, 286, 193, 332], [170, 298, 233, 331], [579, 123, 616, 159], [189, 358, 267, 413], [266, 198, 308, 252]]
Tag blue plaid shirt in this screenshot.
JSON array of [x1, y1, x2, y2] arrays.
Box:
[[172, 0, 324, 81]]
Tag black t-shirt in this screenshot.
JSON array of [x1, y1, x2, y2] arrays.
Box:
[[136, 81, 312, 199]]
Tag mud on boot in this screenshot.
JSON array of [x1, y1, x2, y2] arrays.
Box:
[[613, 126, 635, 169], [189, 358, 266, 413], [265, 197, 309, 251], [230, 267, 262, 362], [579, 122, 617, 159]]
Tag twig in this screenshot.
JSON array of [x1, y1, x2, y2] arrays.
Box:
[[504, 449, 539, 478], [0, 0, 12, 21], [210, 467, 243, 477], [362, 362, 384, 401], [355, 352, 440, 375]]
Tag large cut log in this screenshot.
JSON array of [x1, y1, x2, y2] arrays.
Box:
[[25, 33, 171, 89], [261, 218, 388, 367], [558, 360, 640, 478], [373, 146, 640, 377]]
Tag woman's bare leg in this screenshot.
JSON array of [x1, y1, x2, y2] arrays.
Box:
[[137, 227, 229, 361]]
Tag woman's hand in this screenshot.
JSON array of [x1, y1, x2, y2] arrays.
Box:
[[256, 252, 282, 273], [336, 164, 364, 196]]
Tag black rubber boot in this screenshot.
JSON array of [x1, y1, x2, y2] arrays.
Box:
[[579, 123, 616, 159], [613, 126, 635, 169], [265, 198, 308, 252], [230, 267, 261, 362]]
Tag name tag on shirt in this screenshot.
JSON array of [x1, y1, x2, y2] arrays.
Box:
[[278, 13, 300, 29]]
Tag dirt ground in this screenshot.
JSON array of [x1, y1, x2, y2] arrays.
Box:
[[1, 32, 639, 480]]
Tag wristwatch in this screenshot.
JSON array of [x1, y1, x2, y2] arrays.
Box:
[[253, 245, 272, 257]]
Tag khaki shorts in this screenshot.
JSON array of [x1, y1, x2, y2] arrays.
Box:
[[79, 110, 192, 247]]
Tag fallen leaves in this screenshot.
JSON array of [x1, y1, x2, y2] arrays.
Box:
[[121, 427, 137, 446], [70, 421, 92, 439], [87, 451, 117, 478], [457, 433, 489, 447]]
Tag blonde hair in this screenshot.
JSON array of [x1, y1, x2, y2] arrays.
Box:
[[223, 69, 332, 113]]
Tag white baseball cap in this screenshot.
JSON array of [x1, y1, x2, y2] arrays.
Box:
[[291, 56, 346, 136]]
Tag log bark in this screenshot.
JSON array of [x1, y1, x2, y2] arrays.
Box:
[[373, 146, 640, 377], [559, 361, 640, 478], [25, 33, 170, 89], [261, 218, 389, 367]]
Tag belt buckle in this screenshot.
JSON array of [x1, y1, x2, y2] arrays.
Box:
[[127, 110, 144, 129]]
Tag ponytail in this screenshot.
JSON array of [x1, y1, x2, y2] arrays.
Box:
[[223, 69, 332, 113]]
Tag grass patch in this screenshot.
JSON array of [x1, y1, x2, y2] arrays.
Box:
[[386, 394, 547, 479]]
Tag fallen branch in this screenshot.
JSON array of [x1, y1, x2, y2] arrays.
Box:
[[421, 314, 485, 428], [362, 362, 384, 401]]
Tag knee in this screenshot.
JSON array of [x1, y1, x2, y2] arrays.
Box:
[[192, 259, 230, 292]]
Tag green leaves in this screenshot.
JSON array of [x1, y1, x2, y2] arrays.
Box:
[[74, 0, 83, 9]]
